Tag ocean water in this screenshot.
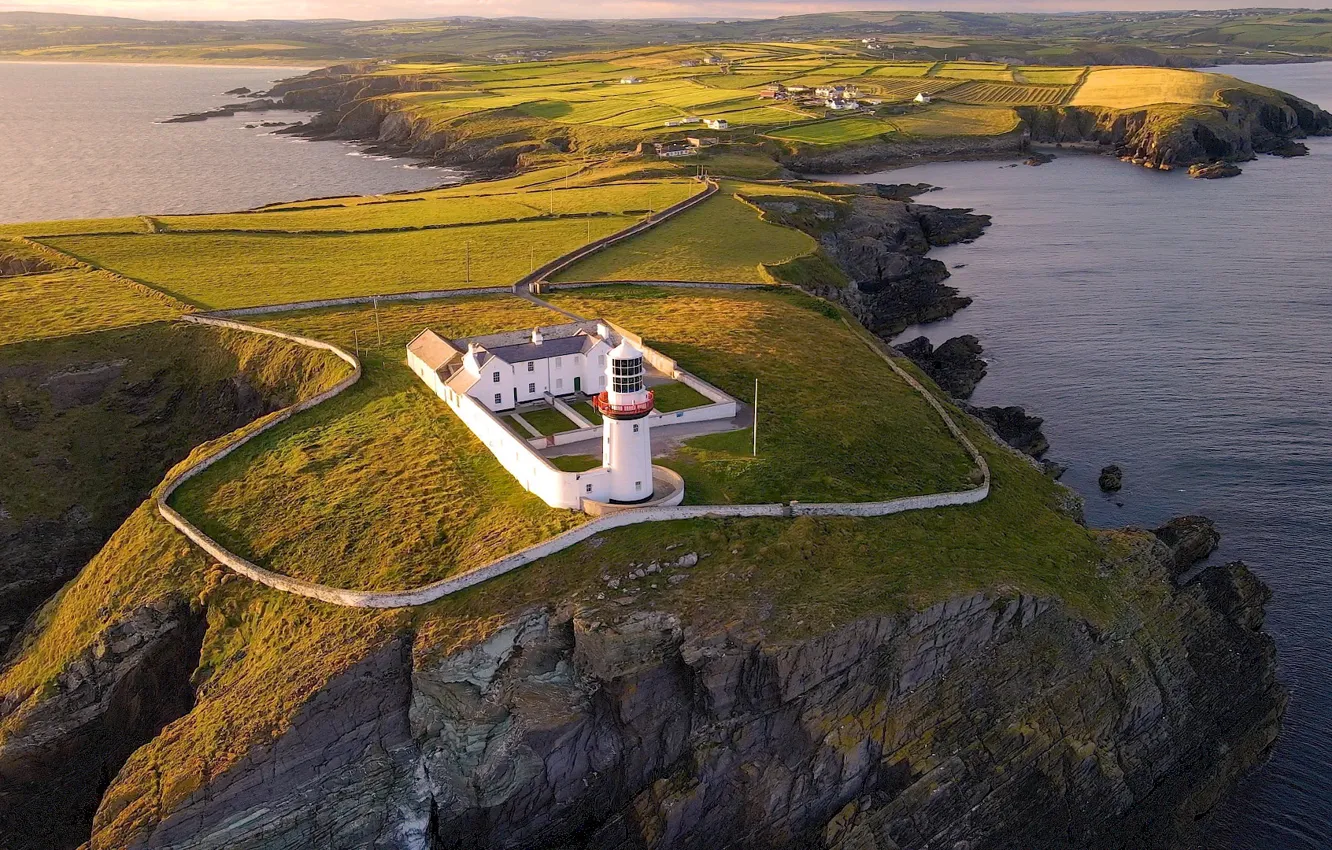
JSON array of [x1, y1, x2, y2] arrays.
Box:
[[834, 62, 1332, 850], [0, 62, 452, 223]]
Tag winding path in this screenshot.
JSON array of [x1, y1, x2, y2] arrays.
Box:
[[152, 179, 991, 609]]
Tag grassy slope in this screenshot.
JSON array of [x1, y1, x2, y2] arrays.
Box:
[[1069, 67, 1263, 109], [0, 268, 183, 346], [169, 296, 585, 592]]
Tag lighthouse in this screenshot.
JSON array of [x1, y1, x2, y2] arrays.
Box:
[[596, 339, 655, 503]]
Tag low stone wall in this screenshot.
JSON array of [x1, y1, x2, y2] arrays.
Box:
[[200, 286, 512, 319]]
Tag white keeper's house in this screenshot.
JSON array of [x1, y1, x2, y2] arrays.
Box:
[[407, 320, 736, 513]]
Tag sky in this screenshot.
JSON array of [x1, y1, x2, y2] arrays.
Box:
[[0, 0, 1322, 19]]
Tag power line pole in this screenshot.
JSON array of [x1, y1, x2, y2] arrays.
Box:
[[373, 296, 382, 347], [752, 378, 759, 456], [465, 241, 470, 284]]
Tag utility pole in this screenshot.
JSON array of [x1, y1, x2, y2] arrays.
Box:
[[549, 186, 555, 215], [752, 378, 759, 456], [353, 329, 359, 357], [530, 246, 535, 273], [586, 215, 591, 242], [373, 296, 382, 347], [465, 241, 470, 284]]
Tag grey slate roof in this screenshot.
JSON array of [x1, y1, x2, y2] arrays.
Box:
[[486, 334, 598, 363]]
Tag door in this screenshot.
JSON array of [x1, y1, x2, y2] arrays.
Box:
[[574, 377, 581, 393]]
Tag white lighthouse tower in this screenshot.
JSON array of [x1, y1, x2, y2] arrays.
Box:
[[596, 339, 655, 503]]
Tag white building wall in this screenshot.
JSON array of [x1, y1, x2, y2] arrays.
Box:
[[472, 355, 519, 412]]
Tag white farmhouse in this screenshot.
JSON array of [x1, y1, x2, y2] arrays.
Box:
[[620, 76, 643, 84], [703, 118, 729, 130], [913, 92, 932, 104], [826, 97, 859, 110], [409, 323, 614, 412]]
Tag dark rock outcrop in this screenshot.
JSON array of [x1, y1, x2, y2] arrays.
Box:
[[894, 334, 987, 399], [1189, 161, 1243, 179], [81, 523, 1283, 850], [759, 194, 989, 338], [1099, 464, 1124, 492], [966, 403, 1050, 458]]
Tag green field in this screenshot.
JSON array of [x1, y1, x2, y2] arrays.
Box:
[[766, 116, 896, 145], [945, 81, 1072, 106], [552, 192, 817, 284], [44, 218, 629, 310], [891, 103, 1021, 137], [169, 295, 579, 592]]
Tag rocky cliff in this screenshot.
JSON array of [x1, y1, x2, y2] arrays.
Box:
[[1019, 87, 1332, 168], [57, 517, 1282, 850], [750, 190, 990, 337]]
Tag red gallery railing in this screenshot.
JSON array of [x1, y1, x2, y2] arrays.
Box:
[[592, 390, 654, 416]]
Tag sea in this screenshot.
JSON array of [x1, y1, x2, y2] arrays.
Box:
[[830, 62, 1332, 850], [0, 62, 451, 224], [2, 58, 1329, 849]]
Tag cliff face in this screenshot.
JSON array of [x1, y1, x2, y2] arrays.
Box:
[[77, 519, 1283, 850], [1020, 88, 1332, 167], [752, 192, 990, 337]]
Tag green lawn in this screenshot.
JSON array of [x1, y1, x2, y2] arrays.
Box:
[[651, 381, 712, 412], [551, 193, 816, 284], [546, 286, 977, 505], [168, 295, 579, 592], [519, 405, 580, 435], [44, 217, 631, 310], [570, 400, 602, 422], [0, 269, 183, 347], [550, 454, 602, 472]]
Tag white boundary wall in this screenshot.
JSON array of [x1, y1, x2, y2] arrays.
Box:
[[408, 347, 610, 509]]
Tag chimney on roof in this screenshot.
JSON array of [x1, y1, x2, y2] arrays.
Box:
[[531, 327, 544, 345], [596, 322, 612, 340]]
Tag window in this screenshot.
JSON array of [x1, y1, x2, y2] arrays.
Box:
[[599, 376, 607, 388], [632, 423, 639, 433], [524, 382, 533, 394], [598, 355, 607, 367], [492, 371, 500, 383], [554, 357, 562, 368], [556, 378, 563, 390], [585, 484, 593, 493], [527, 361, 535, 372], [635, 481, 643, 492], [493, 393, 502, 405], [611, 356, 643, 394]]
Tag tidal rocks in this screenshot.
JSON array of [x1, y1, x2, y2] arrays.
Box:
[[1189, 162, 1243, 179], [966, 403, 1050, 457], [161, 99, 278, 124], [1024, 151, 1056, 166], [1099, 464, 1124, 492], [223, 86, 252, 95], [1152, 515, 1222, 577], [895, 334, 987, 399]]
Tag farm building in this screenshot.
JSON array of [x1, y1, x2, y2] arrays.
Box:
[[655, 142, 697, 158], [620, 76, 643, 84], [826, 97, 859, 110], [704, 118, 730, 130], [759, 83, 788, 99], [686, 136, 720, 148], [914, 92, 932, 104]]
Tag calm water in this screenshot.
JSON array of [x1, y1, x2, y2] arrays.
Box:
[[835, 62, 1332, 850], [0, 62, 453, 223]]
